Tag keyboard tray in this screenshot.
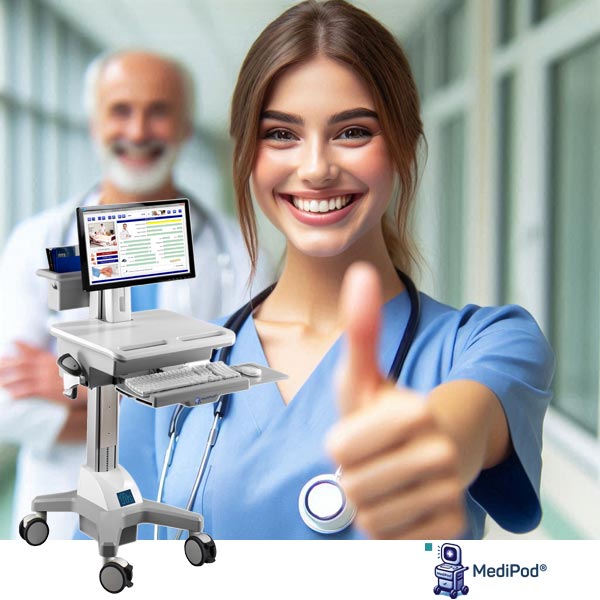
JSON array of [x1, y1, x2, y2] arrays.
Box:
[[116, 363, 287, 408]]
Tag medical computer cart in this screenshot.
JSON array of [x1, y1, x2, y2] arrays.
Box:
[[18, 200, 285, 593], [434, 543, 469, 598]]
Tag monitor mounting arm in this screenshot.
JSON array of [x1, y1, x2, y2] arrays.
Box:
[[90, 287, 132, 323]]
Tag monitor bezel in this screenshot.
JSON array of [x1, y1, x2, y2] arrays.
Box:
[[76, 198, 196, 293], [441, 543, 461, 565]]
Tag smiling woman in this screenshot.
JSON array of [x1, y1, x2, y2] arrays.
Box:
[[231, 2, 423, 279], [125, 0, 554, 541], [252, 57, 397, 258]]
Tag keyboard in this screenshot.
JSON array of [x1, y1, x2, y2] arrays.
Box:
[[124, 361, 242, 397]]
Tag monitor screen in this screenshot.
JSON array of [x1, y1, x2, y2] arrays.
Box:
[[76, 198, 195, 292], [442, 544, 461, 565]]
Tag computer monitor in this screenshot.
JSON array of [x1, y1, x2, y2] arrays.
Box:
[[441, 543, 462, 565], [76, 198, 196, 292]]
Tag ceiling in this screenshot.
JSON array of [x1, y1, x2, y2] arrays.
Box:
[[42, 0, 434, 136]]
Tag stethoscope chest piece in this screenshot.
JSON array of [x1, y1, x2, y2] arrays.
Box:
[[298, 471, 356, 534]]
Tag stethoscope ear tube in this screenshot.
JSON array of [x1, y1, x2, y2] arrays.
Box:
[[388, 271, 421, 381]]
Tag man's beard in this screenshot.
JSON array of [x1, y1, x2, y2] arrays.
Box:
[[95, 138, 181, 195]]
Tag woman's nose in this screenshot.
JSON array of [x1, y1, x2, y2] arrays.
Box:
[[296, 138, 339, 185]]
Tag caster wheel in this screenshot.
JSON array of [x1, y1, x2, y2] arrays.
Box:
[[19, 513, 49, 546], [99, 558, 133, 594], [450, 591, 458, 599], [184, 533, 217, 566], [462, 586, 469, 595], [433, 586, 441, 595]]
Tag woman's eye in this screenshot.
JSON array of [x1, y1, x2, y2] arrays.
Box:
[[264, 129, 297, 142], [338, 127, 372, 140]]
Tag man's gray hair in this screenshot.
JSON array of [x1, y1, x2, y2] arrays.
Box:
[[83, 49, 196, 125]]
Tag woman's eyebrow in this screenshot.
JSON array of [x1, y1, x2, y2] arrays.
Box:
[[260, 108, 378, 125], [261, 110, 304, 125], [329, 108, 378, 124]]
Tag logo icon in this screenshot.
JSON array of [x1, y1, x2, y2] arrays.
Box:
[[434, 543, 469, 598]]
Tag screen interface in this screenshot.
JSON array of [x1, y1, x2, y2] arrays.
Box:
[[77, 199, 195, 291], [442, 544, 460, 564]]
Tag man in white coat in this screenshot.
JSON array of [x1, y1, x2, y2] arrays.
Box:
[[0, 50, 273, 539]]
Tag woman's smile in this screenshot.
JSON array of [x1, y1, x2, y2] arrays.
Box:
[[277, 191, 363, 225]]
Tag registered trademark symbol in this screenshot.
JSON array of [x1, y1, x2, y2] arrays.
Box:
[[540, 564, 547, 571]]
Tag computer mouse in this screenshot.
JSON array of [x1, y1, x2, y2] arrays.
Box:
[[236, 365, 262, 377]]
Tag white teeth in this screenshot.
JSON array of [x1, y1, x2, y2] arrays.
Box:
[[290, 195, 353, 213]]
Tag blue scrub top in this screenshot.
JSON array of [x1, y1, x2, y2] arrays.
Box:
[[117, 289, 554, 540]]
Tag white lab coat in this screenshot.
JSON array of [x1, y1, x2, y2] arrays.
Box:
[[0, 189, 275, 539]]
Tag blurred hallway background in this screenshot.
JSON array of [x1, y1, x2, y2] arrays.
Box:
[[0, 0, 598, 540]]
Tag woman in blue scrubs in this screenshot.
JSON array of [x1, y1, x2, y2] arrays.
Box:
[[119, 0, 554, 540]]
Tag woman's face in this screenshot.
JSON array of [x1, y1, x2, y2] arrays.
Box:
[[252, 56, 395, 259]]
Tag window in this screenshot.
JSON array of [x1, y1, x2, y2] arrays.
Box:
[[401, 0, 600, 541], [549, 39, 600, 436], [497, 0, 519, 46], [497, 74, 517, 303], [437, 114, 466, 308], [437, 0, 467, 88], [0, 0, 103, 540], [0, 0, 102, 245], [405, 30, 426, 100], [405, 0, 471, 305], [533, 0, 580, 23]]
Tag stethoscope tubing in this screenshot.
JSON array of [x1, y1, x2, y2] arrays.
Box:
[[161, 271, 420, 538], [172, 408, 221, 540]]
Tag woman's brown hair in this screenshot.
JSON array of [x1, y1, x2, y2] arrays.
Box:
[[230, 0, 424, 280]]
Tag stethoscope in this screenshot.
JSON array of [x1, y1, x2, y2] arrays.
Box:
[[58, 183, 234, 316], [159, 269, 421, 539]]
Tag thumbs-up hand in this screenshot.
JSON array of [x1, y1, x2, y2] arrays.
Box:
[[327, 263, 465, 539]]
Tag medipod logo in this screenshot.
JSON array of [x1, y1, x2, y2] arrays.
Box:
[[429, 541, 549, 597], [432, 543, 470, 598]]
